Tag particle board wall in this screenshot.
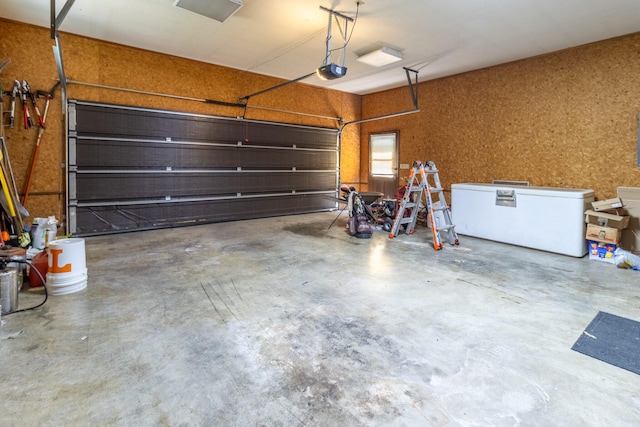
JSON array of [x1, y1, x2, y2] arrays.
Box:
[[0, 19, 362, 229], [361, 32, 640, 200]]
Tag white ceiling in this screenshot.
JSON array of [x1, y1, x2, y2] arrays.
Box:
[[2, 0, 640, 95]]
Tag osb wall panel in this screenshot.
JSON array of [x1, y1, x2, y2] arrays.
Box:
[[0, 19, 361, 230], [0, 20, 62, 229], [361, 33, 640, 200]]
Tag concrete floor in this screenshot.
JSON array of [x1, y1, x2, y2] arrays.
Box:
[[1, 211, 639, 426]]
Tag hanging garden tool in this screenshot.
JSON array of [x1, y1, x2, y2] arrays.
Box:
[[0, 139, 23, 238], [23, 81, 44, 128], [0, 135, 29, 219], [22, 90, 52, 207], [10, 80, 19, 128], [19, 80, 33, 129]]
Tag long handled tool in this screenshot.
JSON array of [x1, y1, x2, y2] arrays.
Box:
[[23, 81, 44, 128], [0, 138, 29, 246], [10, 80, 19, 128], [18, 80, 33, 129], [0, 136, 29, 219], [22, 90, 52, 207], [0, 140, 22, 234]]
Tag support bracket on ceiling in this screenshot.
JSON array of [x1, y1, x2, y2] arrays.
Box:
[[50, 0, 75, 113], [404, 67, 419, 109], [319, 5, 354, 70], [50, 0, 76, 39], [338, 67, 422, 134], [238, 3, 360, 106]]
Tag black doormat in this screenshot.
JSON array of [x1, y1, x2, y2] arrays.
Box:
[[572, 311, 640, 375]]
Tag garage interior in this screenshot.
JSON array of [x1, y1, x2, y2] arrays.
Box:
[[1, 0, 640, 425]]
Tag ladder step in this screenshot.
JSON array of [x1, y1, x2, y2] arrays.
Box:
[[436, 225, 455, 231], [403, 202, 417, 208], [399, 217, 414, 224], [432, 206, 448, 211]]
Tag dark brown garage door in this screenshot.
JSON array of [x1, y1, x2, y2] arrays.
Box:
[[68, 100, 339, 236]]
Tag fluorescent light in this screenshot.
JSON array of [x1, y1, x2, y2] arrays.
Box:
[[174, 0, 243, 23], [356, 46, 403, 67]]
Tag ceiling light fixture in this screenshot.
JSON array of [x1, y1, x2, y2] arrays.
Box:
[[174, 0, 243, 23], [356, 46, 403, 67]]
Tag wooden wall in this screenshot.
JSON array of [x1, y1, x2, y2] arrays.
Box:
[[0, 19, 362, 230], [361, 32, 640, 200]]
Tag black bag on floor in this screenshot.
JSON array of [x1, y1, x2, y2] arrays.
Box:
[[348, 191, 373, 239], [349, 214, 373, 238]]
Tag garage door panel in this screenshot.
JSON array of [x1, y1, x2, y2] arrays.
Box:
[[245, 122, 339, 149], [76, 139, 336, 170], [75, 104, 336, 149], [74, 194, 335, 235], [75, 105, 245, 142], [76, 172, 337, 201]]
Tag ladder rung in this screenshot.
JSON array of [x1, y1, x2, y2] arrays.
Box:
[[403, 202, 417, 208], [437, 225, 454, 231], [428, 187, 443, 192], [432, 206, 448, 211], [399, 217, 414, 224]]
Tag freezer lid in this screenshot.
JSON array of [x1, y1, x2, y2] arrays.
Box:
[[451, 183, 595, 199]]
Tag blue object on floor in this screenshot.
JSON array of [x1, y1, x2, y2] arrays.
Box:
[[572, 311, 640, 375]]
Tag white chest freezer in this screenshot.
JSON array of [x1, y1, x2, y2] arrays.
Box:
[[451, 183, 594, 257]]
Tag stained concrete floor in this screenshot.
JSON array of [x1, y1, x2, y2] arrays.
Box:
[[1, 211, 639, 426]]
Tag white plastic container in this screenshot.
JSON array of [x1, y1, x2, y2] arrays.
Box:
[[30, 216, 58, 250], [451, 183, 594, 257], [46, 238, 88, 295]]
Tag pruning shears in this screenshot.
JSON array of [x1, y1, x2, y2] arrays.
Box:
[[20, 80, 34, 129], [23, 80, 44, 128]]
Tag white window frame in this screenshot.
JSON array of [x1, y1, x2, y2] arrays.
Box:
[[370, 132, 397, 177]]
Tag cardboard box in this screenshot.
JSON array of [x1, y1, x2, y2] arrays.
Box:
[[591, 197, 624, 212], [585, 223, 622, 244], [587, 240, 617, 264], [617, 187, 640, 254], [584, 210, 629, 229]]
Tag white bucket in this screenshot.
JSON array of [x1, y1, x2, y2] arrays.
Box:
[[46, 238, 88, 296]]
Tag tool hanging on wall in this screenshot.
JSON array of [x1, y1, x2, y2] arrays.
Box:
[[0, 138, 23, 239], [1, 135, 29, 219], [10, 80, 19, 128], [0, 94, 28, 245], [23, 80, 44, 127], [22, 90, 52, 207], [17, 80, 33, 129]]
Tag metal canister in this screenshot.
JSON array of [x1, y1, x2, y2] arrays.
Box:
[[7, 255, 25, 291], [0, 267, 19, 315]]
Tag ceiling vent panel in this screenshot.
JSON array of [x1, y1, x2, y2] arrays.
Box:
[[174, 0, 243, 22]]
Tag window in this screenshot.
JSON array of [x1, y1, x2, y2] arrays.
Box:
[[370, 133, 396, 176]]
